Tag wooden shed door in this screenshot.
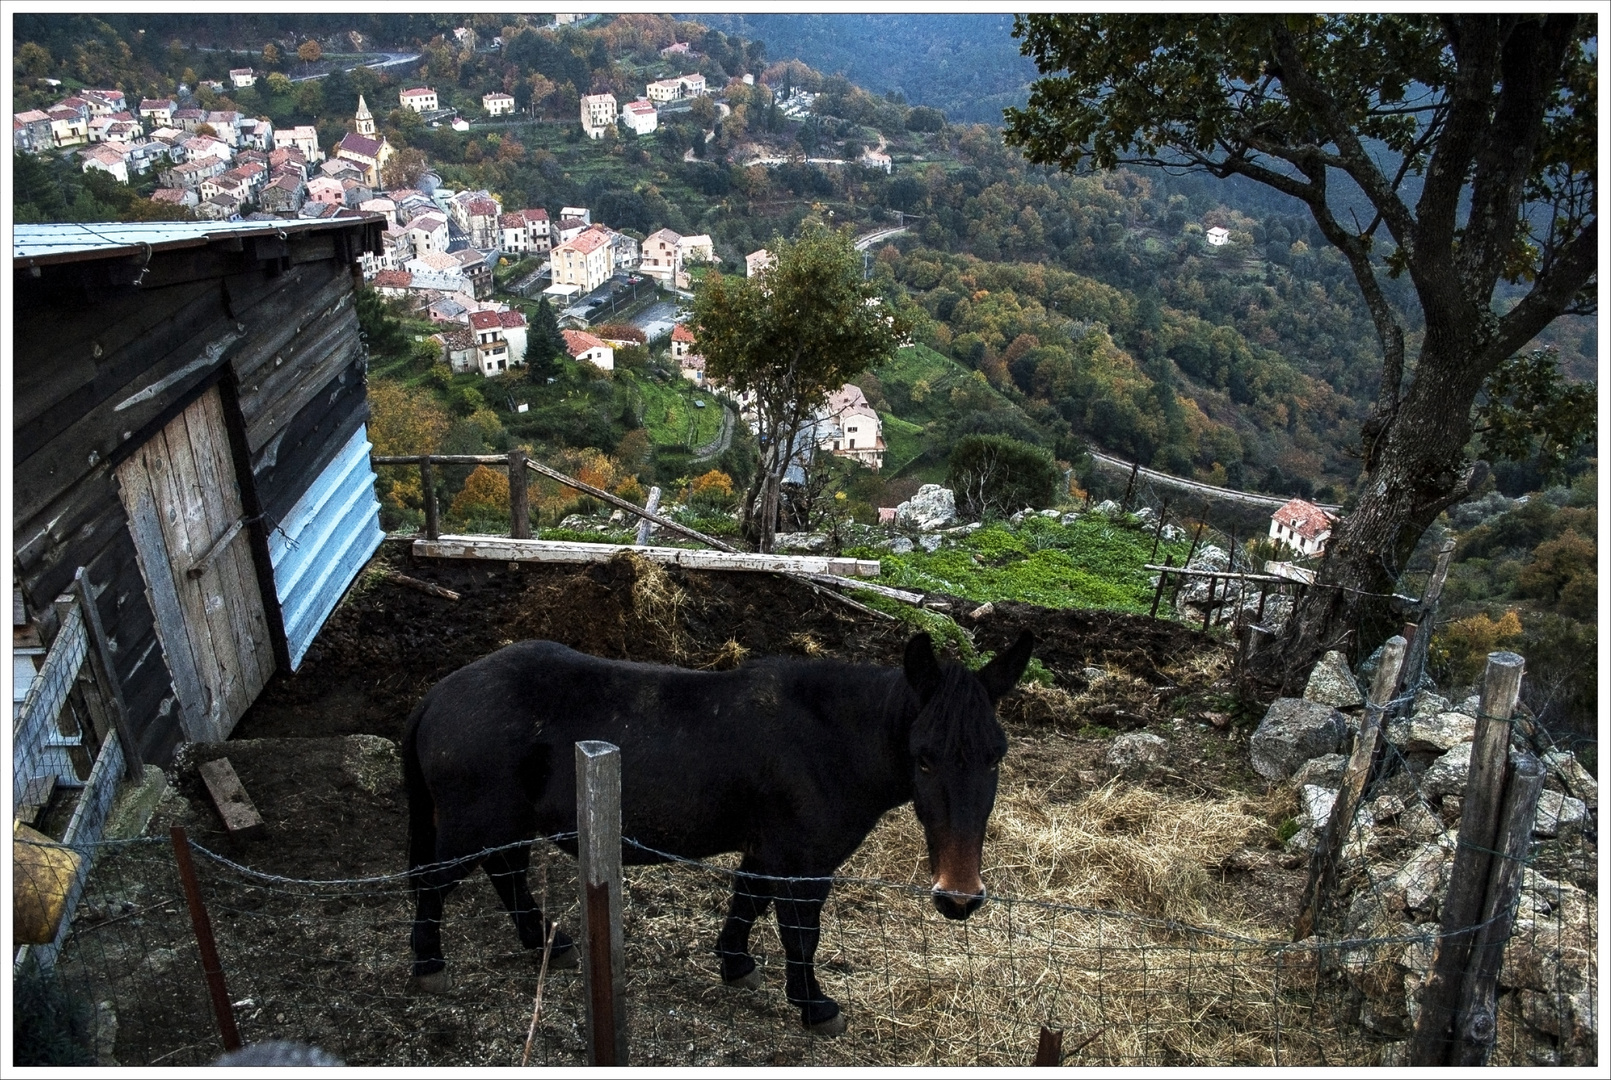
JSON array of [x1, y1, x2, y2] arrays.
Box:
[[115, 387, 274, 743]]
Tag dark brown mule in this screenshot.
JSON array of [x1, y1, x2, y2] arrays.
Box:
[[402, 630, 1033, 1033]]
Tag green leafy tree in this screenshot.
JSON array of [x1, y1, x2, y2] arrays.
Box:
[[525, 296, 567, 382], [1004, 14, 1597, 690], [297, 39, 322, 71], [691, 225, 910, 551], [947, 435, 1062, 521]]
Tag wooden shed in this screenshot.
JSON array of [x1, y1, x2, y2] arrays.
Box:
[[13, 218, 388, 766]]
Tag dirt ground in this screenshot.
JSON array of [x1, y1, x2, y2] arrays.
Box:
[[75, 544, 1325, 1066]]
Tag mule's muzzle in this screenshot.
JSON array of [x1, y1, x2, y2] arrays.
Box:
[[932, 884, 986, 920]]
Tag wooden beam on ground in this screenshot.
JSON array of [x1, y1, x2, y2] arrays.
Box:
[[414, 536, 880, 578], [800, 573, 924, 606], [197, 757, 266, 841], [383, 571, 461, 601]]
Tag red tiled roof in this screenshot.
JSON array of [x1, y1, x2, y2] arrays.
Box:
[[558, 229, 609, 254], [1272, 498, 1334, 541], [497, 310, 527, 328], [563, 329, 608, 356], [468, 310, 503, 330], [467, 198, 499, 216], [671, 324, 695, 343], [373, 270, 413, 288], [521, 207, 549, 222]]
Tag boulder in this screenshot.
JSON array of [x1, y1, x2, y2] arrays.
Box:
[[886, 536, 915, 554], [917, 533, 943, 553], [1105, 732, 1170, 778], [1290, 753, 1349, 790], [895, 484, 956, 531], [1160, 523, 1186, 543], [1541, 750, 1597, 810], [773, 532, 828, 553], [1250, 698, 1347, 780], [1304, 650, 1365, 709], [1532, 789, 1589, 838], [1060, 512, 1081, 526], [1387, 711, 1477, 753], [1133, 505, 1159, 529], [1187, 544, 1229, 573], [1092, 499, 1121, 516], [1419, 743, 1472, 799], [1399, 800, 1447, 841]]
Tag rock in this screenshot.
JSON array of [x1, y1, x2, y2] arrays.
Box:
[[1186, 544, 1229, 573], [1453, 694, 1481, 717], [894, 484, 956, 531], [1160, 523, 1186, 543], [773, 532, 829, 553], [559, 514, 590, 530], [1304, 651, 1365, 709], [1291, 753, 1349, 789], [1541, 750, 1597, 810], [1134, 506, 1159, 529], [967, 602, 994, 620], [1387, 710, 1477, 753], [886, 537, 914, 554], [1399, 800, 1447, 841], [1039, 508, 1059, 518], [1082, 666, 1107, 683], [608, 509, 625, 524], [1092, 499, 1122, 516], [1105, 732, 1170, 778], [1060, 512, 1081, 526], [917, 533, 943, 553], [1420, 743, 1472, 799], [1371, 794, 1406, 823], [95, 1000, 119, 1066], [1386, 842, 1452, 916], [342, 735, 401, 795], [1532, 789, 1589, 838], [1250, 698, 1347, 781], [1410, 689, 1452, 719], [1298, 783, 1338, 830]]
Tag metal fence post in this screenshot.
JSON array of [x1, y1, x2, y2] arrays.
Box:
[[170, 825, 242, 1053], [576, 741, 627, 1066]]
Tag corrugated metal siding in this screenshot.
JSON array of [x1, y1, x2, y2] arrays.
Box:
[[267, 424, 384, 670]]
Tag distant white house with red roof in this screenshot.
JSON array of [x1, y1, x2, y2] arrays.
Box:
[[483, 91, 515, 116], [563, 328, 614, 371], [620, 99, 658, 136], [399, 87, 439, 113], [1269, 498, 1336, 557], [816, 384, 885, 470]]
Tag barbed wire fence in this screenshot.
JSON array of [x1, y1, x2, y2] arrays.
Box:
[[15, 788, 1593, 1068]]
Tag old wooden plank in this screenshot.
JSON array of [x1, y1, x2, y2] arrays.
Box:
[[241, 323, 363, 457], [248, 356, 365, 487], [415, 536, 881, 578], [115, 444, 211, 743], [197, 758, 266, 841], [230, 272, 353, 401], [252, 371, 368, 523], [184, 389, 272, 714], [163, 396, 250, 730]]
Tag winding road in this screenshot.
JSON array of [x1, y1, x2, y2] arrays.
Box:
[[288, 51, 420, 83]]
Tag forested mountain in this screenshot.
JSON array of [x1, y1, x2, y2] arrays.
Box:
[[689, 13, 1037, 125]]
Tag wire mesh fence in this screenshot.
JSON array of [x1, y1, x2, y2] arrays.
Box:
[[14, 814, 1594, 1067]]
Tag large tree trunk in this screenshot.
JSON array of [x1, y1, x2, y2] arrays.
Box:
[[1265, 335, 1490, 693]]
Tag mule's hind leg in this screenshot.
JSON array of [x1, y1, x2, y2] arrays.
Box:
[[774, 876, 844, 1034], [410, 862, 471, 992], [715, 862, 773, 989], [483, 846, 578, 970]]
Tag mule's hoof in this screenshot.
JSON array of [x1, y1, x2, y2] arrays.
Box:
[[410, 970, 451, 994], [723, 967, 762, 991], [804, 1008, 847, 1037], [545, 943, 580, 971]]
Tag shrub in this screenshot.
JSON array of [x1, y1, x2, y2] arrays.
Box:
[[449, 464, 511, 519], [947, 434, 1061, 520]]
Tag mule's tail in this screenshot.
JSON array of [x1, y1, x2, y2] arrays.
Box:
[[402, 700, 435, 882]]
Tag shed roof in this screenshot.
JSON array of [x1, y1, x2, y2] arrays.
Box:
[[12, 217, 384, 267]]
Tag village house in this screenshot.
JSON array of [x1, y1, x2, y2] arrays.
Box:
[[563, 328, 615, 371], [150, 186, 199, 210], [1269, 497, 1336, 557], [550, 227, 614, 296], [670, 323, 705, 384], [197, 192, 243, 220], [483, 91, 515, 116], [580, 92, 618, 139], [79, 88, 127, 116], [180, 133, 234, 167], [555, 215, 589, 245], [438, 327, 479, 372], [859, 147, 892, 174], [359, 197, 398, 225], [340, 177, 374, 208], [468, 310, 514, 374], [816, 384, 885, 470], [661, 41, 694, 58], [258, 173, 306, 214], [400, 86, 440, 113], [305, 175, 347, 207], [160, 158, 227, 191], [230, 68, 257, 88], [448, 190, 503, 249], [620, 99, 658, 136], [454, 247, 495, 299], [746, 248, 774, 277], [640, 227, 684, 287], [406, 250, 473, 293], [499, 207, 551, 254], [48, 108, 89, 147], [14, 110, 55, 152], [561, 205, 591, 225], [138, 98, 176, 126], [275, 124, 324, 162], [238, 117, 274, 151], [372, 268, 413, 299], [646, 73, 707, 105], [405, 211, 450, 258], [670, 322, 696, 361], [679, 233, 715, 265], [80, 145, 130, 184], [1206, 226, 1231, 247], [268, 146, 309, 179], [88, 113, 143, 144], [201, 166, 260, 206]]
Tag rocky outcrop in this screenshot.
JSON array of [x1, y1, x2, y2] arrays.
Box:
[[1249, 698, 1346, 780], [894, 484, 956, 531]]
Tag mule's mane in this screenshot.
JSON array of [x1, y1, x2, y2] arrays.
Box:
[[911, 663, 1005, 762]]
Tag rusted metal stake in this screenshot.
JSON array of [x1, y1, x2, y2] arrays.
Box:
[[170, 826, 241, 1053], [1032, 1026, 1064, 1066]]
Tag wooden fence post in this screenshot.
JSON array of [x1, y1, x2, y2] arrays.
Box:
[[1453, 754, 1546, 1066], [1293, 634, 1406, 941], [1120, 461, 1139, 510], [1400, 537, 1457, 698], [1149, 555, 1173, 620], [508, 450, 530, 539], [170, 826, 242, 1053], [1148, 498, 1170, 561], [576, 741, 628, 1067], [1408, 651, 1526, 1064], [634, 487, 662, 546], [420, 456, 439, 541], [73, 568, 143, 781]]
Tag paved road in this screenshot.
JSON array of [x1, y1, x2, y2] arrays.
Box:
[[631, 300, 684, 341], [289, 51, 419, 83], [692, 405, 736, 462], [855, 225, 908, 251], [1086, 448, 1342, 514]]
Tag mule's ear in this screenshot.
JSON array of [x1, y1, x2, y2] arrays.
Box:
[[903, 632, 943, 702], [978, 630, 1035, 703]]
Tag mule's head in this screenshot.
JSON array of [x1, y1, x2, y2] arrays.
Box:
[[903, 630, 1034, 920]]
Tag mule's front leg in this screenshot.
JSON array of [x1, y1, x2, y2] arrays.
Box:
[[715, 866, 773, 989], [484, 847, 579, 970], [774, 877, 844, 1034]]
